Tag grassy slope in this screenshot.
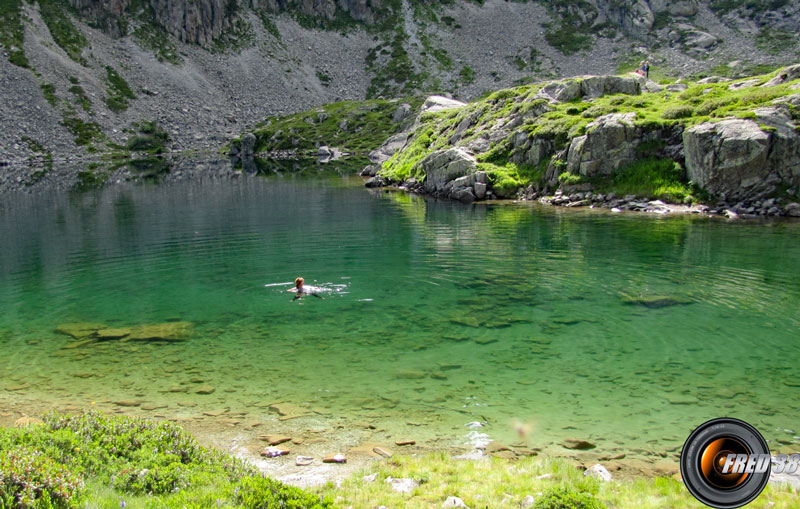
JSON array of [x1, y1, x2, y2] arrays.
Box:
[[380, 67, 800, 202], [240, 97, 424, 155]]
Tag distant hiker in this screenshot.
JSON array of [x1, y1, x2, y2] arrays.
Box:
[[635, 60, 645, 77], [644, 60, 651, 80], [288, 277, 323, 300]]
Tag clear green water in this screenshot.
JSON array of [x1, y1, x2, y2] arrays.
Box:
[[1, 175, 799, 461]]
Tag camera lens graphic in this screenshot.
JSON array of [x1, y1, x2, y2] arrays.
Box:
[[681, 418, 771, 508]]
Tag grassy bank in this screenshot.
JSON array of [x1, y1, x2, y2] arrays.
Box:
[[0, 411, 330, 508], [2, 412, 797, 508], [321, 452, 797, 508]]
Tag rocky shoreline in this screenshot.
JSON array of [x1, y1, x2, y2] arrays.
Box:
[[361, 68, 800, 220]]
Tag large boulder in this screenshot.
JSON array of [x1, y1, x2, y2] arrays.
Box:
[[421, 96, 467, 114], [537, 80, 582, 103], [762, 64, 800, 88], [684, 114, 800, 200], [579, 76, 640, 98], [421, 148, 477, 193], [368, 131, 409, 164], [566, 113, 643, 176]]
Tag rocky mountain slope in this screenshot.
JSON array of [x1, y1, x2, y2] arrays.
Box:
[[0, 0, 798, 191]]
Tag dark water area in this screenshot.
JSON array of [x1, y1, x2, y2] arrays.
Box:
[[1, 173, 799, 461]]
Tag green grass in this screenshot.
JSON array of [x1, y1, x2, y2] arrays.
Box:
[[544, 22, 592, 56], [755, 27, 797, 55], [38, 0, 88, 64], [68, 80, 92, 113], [133, 23, 182, 64], [459, 65, 475, 85], [317, 452, 797, 508], [592, 158, 693, 202], [61, 114, 104, 146], [255, 9, 281, 41], [40, 82, 58, 107], [0, 0, 28, 67], [0, 411, 331, 507], [246, 97, 424, 155], [104, 66, 136, 113]]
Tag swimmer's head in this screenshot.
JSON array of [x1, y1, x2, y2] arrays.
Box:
[[295, 277, 304, 288]]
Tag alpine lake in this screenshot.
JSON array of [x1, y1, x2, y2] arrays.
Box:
[[1, 160, 799, 476]]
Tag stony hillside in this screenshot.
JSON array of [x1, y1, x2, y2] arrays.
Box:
[[1, 0, 798, 189], [363, 65, 800, 216]]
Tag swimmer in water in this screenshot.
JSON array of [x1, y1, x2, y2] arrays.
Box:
[[287, 277, 323, 300]]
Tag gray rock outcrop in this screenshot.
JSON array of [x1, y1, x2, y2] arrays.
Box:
[[566, 113, 643, 176], [684, 110, 800, 200], [421, 148, 476, 193]]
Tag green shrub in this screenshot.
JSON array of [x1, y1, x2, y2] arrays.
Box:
[[533, 486, 607, 509], [126, 120, 170, 153], [236, 475, 332, 508], [558, 172, 584, 185], [0, 446, 84, 508]]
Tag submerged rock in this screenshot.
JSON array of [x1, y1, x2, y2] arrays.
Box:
[[55, 322, 106, 339], [621, 295, 693, 308], [562, 438, 597, 450], [322, 453, 346, 463], [124, 322, 193, 341], [96, 328, 131, 340]]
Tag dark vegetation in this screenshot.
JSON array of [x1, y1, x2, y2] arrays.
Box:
[[104, 66, 136, 113]]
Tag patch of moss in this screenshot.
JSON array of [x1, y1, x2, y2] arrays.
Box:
[[38, 0, 88, 65]]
